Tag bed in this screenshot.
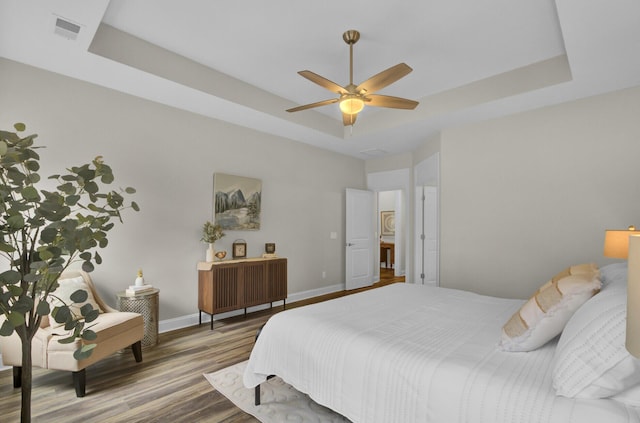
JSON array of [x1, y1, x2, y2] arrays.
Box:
[[243, 263, 640, 423]]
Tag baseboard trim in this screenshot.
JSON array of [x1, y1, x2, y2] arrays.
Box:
[[158, 282, 345, 334]]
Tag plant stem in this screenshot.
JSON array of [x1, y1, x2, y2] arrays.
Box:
[[20, 336, 32, 423]]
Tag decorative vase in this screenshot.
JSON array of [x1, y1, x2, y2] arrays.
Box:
[[206, 243, 215, 262], [134, 269, 145, 287]]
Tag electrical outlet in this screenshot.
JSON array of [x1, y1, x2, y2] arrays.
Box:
[[322, 271, 326, 279]]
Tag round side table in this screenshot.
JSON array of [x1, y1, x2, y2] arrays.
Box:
[[116, 289, 160, 349]]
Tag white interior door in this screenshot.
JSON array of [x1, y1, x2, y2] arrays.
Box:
[[424, 186, 439, 286], [346, 188, 375, 290], [415, 186, 439, 286]]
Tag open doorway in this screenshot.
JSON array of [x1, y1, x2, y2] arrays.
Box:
[[367, 168, 411, 283], [378, 190, 405, 283]]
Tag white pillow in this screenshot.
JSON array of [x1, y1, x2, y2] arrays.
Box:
[[48, 276, 102, 328], [612, 383, 640, 406], [500, 264, 601, 352], [552, 278, 640, 398], [599, 262, 627, 288]]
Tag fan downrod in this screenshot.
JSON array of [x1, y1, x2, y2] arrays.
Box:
[[342, 30, 360, 45]]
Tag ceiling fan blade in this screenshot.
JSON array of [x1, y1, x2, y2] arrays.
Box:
[[365, 94, 419, 110], [298, 70, 348, 95], [286, 98, 339, 113], [342, 112, 357, 126], [356, 63, 413, 95]]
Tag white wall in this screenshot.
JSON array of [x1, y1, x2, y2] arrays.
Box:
[[0, 58, 366, 323], [440, 85, 640, 299]]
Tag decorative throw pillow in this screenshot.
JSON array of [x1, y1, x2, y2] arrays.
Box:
[[48, 276, 102, 328], [500, 263, 601, 352], [552, 277, 640, 398]]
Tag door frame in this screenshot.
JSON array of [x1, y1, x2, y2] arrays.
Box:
[[367, 168, 412, 283]]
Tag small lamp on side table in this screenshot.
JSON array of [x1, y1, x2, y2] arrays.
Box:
[[603, 225, 640, 357]]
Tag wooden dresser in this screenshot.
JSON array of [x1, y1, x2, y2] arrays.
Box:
[[380, 242, 395, 268], [197, 257, 287, 329]]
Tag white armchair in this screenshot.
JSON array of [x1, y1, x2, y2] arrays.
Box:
[[1, 270, 144, 397]]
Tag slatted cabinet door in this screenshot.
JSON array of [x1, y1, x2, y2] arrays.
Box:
[[212, 263, 242, 313], [267, 258, 287, 303], [243, 260, 267, 308]]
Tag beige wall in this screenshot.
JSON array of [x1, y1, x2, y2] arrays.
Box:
[[4, 55, 640, 321], [0, 58, 366, 321], [440, 85, 640, 299]]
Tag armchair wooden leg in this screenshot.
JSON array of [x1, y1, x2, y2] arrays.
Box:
[[131, 340, 143, 362], [12, 366, 21, 388], [73, 369, 86, 397]]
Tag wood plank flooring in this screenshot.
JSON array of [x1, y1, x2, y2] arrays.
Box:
[[0, 271, 403, 423]]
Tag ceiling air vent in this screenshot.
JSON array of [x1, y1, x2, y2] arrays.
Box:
[[359, 148, 388, 157], [54, 17, 81, 40]]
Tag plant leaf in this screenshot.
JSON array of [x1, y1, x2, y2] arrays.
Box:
[[70, 289, 88, 303], [36, 300, 51, 315], [81, 329, 97, 341], [0, 319, 15, 336], [82, 261, 95, 272], [57, 334, 78, 344], [52, 306, 71, 324], [7, 312, 25, 328], [73, 344, 96, 360]]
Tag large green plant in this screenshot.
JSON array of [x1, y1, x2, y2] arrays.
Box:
[[0, 123, 138, 422]]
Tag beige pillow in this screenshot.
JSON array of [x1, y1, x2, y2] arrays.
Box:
[[500, 263, 601, 352], [48, 276, 102, 328]]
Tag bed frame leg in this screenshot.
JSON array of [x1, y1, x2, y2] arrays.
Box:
[[255, 385, 261, 405], [253, 324, 275, 406]]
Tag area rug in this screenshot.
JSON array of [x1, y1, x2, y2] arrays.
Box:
[[204, 360, 351, 422]]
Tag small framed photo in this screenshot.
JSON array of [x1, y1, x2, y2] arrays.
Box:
[[265, 243, 276, 254], [232, 240, 247, 259]]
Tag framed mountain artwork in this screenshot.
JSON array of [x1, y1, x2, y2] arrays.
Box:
[[213, 173, 262, 230]]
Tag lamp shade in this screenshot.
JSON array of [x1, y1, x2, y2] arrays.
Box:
[[627, 235, 640, 357], [604, 227, 640, 259], [339, 96, 364, 115]]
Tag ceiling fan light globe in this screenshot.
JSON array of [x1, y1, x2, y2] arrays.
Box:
[[339, 97, 364, 115]]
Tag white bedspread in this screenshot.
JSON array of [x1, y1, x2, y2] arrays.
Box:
[[244, 283, 640, 423]]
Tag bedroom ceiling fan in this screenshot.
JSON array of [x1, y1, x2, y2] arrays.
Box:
[[286, 30, 419, 126]]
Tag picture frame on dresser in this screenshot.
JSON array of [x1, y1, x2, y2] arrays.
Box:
[[232, 240, 247, 258]]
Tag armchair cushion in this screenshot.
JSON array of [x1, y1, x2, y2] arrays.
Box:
[[47, 310, 143, 371]]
